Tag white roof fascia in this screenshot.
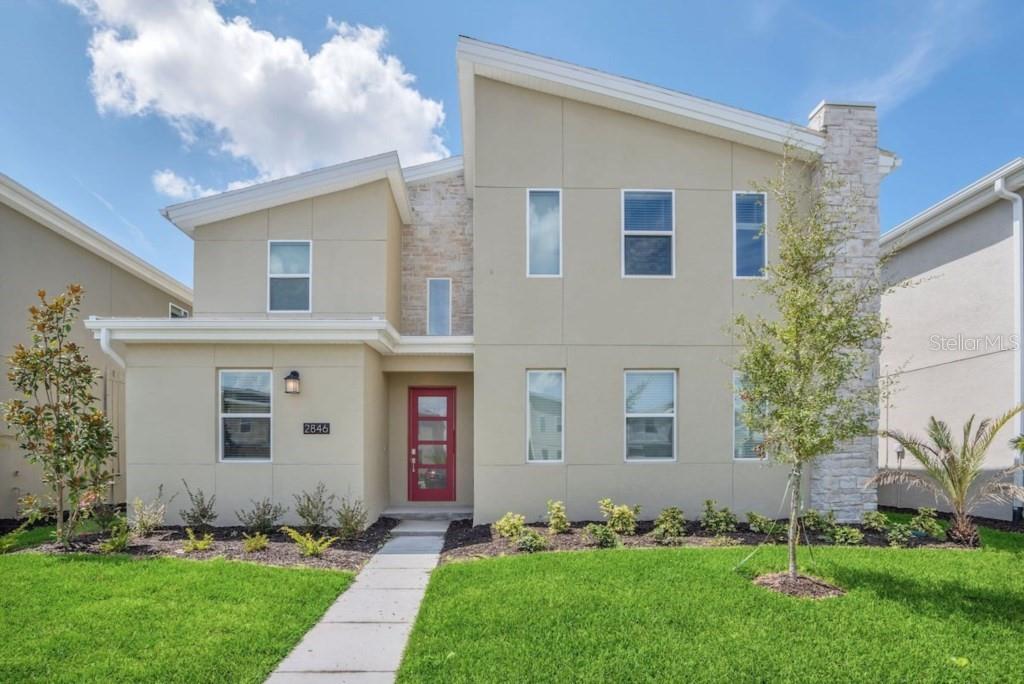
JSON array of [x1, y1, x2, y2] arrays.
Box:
[[162, 151, 413, 235], [0, 174, 193, 304], [403, 156, 464, 183], [882, 158, 1024, 255]]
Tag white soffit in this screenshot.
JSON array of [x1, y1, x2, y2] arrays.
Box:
[[0, 173, 193, 304], [882, 157, 1024, 254], [162, 151, 413, 235]]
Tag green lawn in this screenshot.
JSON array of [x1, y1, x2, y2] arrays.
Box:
[[0, 520, 101, 552], [399, 525, 1024, 683], [0, 554, 352, 683]]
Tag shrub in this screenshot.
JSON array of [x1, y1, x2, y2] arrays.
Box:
[[700, 500, 737, 535], [281, 526, 337, 557], [130, 485, 175, 537], [182, 527, 214, 553], [179, 480, 217, 530], [802, 509, 837, 534], [293, 482, 337, 533], [336, 498, 368, 541], [242, 532, 269, 553], [235, 498, 287, 535], [887, 523, 914, 548], [651, 507, 686, 544], [99, 516, 132, 553], [91, 502, 121, 532], [516, 529, 548, 553], [494, 512, 526, 540], [746, 511, 780, 536], [911, 507, 944, 539], [546, 500, 570, 535], [584, 523, 620, 549], [861, 510, 890, 533], [598, 498, 640, 535], [828, 525, 864, 546]]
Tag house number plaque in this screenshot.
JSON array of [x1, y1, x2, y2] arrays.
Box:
[[303, 423, 331, 435]]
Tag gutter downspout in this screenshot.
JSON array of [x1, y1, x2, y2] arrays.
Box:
[[995, 178, 1024, 522], [99, 326, 126, 370]]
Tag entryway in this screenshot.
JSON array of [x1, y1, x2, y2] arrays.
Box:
[[407, 387, 456, 502]]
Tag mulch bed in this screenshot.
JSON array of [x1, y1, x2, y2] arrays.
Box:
[[440, 518, 965, 564], [31, 517, 398, 572], [754, 572, 845, 599]]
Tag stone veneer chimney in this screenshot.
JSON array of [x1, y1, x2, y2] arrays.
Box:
[[806, 101, 882, 521]]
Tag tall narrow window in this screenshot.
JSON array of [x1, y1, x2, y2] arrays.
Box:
[[427, 278, 452, 336], [735, 192, 766, 278], [527, 370, 564, 462], [625, 370, 676, 460], [220, 370, 272, 461], [528, 189, 561, 276], [623, 191, 674, 277], [268, 241, 311, 312], [733, 371, 764, 459]]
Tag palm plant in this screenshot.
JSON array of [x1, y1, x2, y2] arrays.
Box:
[[870, 406, 1024, 546]]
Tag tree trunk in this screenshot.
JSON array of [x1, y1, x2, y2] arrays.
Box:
[[948, 510, 980, 547], [56, 481, 66, 547], [787, 463, 803, 580]]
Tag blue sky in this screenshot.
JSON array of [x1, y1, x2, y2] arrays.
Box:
[[2, 0, 1021, 287]]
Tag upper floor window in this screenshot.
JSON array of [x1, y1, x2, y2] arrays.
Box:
[[527, 370, 564, 462], [622, 190, 674, 277], [624, 370, 676, 461], [734, 192, 767, 278], [527, 189, 561, 277], [268, 241, 311, 312], [733, 371, 764, 459], [169, 303, 189, 319], [427, 278, 452, 335], [219, 370, 272, 461]]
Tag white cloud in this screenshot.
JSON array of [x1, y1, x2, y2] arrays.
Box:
[[71, 0, 448, 194]]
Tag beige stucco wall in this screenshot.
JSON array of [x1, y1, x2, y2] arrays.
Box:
[[471, 77, 790, 523], [880, 197, 1019, 519], [0, 203, 190, 518], [192, 180, 401, 320]]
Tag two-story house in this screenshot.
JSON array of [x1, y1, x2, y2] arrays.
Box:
[[85, 38, 898, 524]]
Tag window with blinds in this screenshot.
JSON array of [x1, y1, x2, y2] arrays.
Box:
[[625, 370, 676, 460], [735, 192, 766, 278], [733, 371, 764, 459], [623, 191, 674, 276], [219, 370, 272, 461]]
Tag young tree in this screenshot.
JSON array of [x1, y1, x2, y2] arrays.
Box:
[[2, 285, 116, 547], [733, 154, 888, 580]]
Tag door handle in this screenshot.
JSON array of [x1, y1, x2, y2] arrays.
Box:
[[410, 457, 416, 472]]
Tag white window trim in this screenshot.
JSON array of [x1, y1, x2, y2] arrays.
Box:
[[623, 369, 677, 462], [426, 277, 453, 336], [732, 370, 764, 462], [526, 188, 563, 278], [526, 369, 565, 464], [732, 191, 768, 280], [267, 240, 313, 314], [218, 369, 273, 463], [621, 189, 676, 279], [168, 302, 189, 318]]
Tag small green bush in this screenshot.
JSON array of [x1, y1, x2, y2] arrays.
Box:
[[700, 500, 737, 535], [651, 507, 686, 544], [584, 523, 621, 548], [494, 512, 526, 539], [130, 485, 175, 538], [91, 503, 120, 532], [598, 498, 640, 535], [516, 528, 548, 553], [179, 480, 217, 530], [887, 523, 914, 548], [0, 522, 29, 554], [336, 498, 368, 541], [242, 532, 269, 553], [281, 526, 337, 557], [182, 527, 214, 553], [746, 512, 781, 536], [235, 498, 287, 535], [828, 525, 864, 546], [801, 509, 837, 533], [861, 510, 890, 533], [911, 507, 944, 539], [546, 500, 571, 534], [293, 482, 337, 533], [99, 516, 132, 553]]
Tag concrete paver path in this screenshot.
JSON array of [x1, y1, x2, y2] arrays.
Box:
[[267, 524, 445, 683]]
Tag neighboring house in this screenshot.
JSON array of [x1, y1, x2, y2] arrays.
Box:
[[84, 38, 898, 525], [0, 174, 192, 519], [880, 158, 1024, 521]]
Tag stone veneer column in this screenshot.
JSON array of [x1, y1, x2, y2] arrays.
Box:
[[806, 101, 882, 521]]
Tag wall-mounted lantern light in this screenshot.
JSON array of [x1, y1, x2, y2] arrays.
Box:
[[284, 370, 301, 394]]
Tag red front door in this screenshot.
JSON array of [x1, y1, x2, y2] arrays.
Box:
[[408, 387, 456, 502]]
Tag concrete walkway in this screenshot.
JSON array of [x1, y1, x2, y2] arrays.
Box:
[[267, 521, 447, 683]]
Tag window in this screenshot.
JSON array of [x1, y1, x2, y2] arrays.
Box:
[[622, 190, 674, 277], [527, 189, 561, 276], [169, 303, 189, 319], [733, 371, 764, 459], [219, 370, 272, 461], [268, 241, 311, 312], [527, 370, 564, 462], [625, 370, 676, 460], [427, 278, 452, 335], [734, 192, 767, 278]]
